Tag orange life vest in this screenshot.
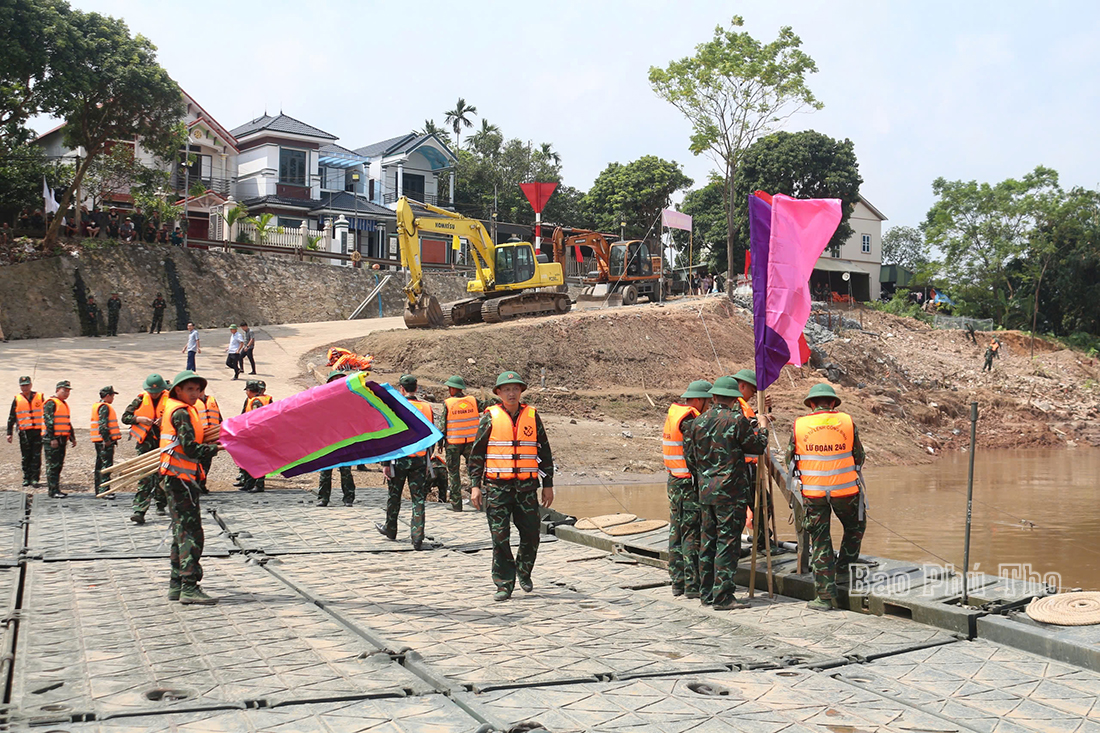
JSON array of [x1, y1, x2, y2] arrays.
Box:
[[46, 396, 71, 439], [444, 395, 479, 445], [408, 399, 435, 457], [662, 403, 699, 478], [244, 394, 273, 413], [737, 397, 759, 465], [89, 402, 121, 443], [793, 411, 859, 499], [159, 398, 205, 481], [485, 404, 540, 481], [130, 392, 167, 443], [202, 395, 222, 429], [13, 392, 44, 431]]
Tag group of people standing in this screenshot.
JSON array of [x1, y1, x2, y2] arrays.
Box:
[[78, 292, 167, 338], [224, 323, 257, 380], [663, 371, 865, 611]]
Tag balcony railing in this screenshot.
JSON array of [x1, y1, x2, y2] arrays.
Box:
[[383, 191, 448, 206], [172, 173, 232, 197]]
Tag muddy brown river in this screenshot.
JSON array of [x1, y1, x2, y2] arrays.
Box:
[[554, 448, 1100, 591]]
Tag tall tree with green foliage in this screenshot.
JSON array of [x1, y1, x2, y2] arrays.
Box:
[[454, 136, 562, 225], [881, 225, 930, 271], [0, 144, 72, 222], [678, 175, 727, 271], [418, 119, 451, 144], [444, 98, 477, 150], [649, 16, 822, 292], [924, 166, 1061, 326], [583, 156, 693, 240], [42, 8, 183, 245], [733, 130, 861, 263]]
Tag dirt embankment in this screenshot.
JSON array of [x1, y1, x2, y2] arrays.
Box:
[[355, 299, 1100, 481]]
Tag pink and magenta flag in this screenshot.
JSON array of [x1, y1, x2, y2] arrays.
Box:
[[749, 192, 841, 392], [661, 208, 692, 231]]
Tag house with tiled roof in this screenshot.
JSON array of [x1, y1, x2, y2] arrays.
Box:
[[353, 133, 457, 208]]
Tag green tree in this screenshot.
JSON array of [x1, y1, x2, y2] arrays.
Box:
[[418, 119, 451, 144], [43, 8, 183, 245], [244, 212, 283, 244], [454, 137, 563, 225], [542, 184, 590, 229], [650, 16, 822, 292], [0, 144, 72, 222], [583, 156, 692, 240], [444, 97, 477, 149], [467, 119, 501, 156], [924, 166, 1061, 326], [678, 174, 727, 271], [881, 225, 930, 271]]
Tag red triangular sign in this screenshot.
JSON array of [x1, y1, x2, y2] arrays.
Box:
[[519, 182, 558, 214]]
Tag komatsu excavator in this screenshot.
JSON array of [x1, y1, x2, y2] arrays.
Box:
[[398, 197, 570, 328]]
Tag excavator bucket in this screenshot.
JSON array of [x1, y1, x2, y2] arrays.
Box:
[[576, 284, 623, 309], [404, 295, 445, 329]]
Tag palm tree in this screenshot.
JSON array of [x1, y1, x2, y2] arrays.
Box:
[[539, 142, 561, 166], [244, 212, 283, 244], [468, 119, 501, 155], [444, 98, 478, 149], [419, 119, 451, 143]]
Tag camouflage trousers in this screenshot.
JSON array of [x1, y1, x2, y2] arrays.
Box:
[[803, 493, 866, 601], [484, 484, 541, 593], [132, 441, 166, 513], [699, 501, 749, 607], [107, 313, 119, 336], [444, 443, 473, 509], [666, 475, 700, 593], [150, 311, 164, 333], [239, 467, 265, 492], [93, 442, 115, 493], [165, 476, 204, 584], [384, 456, 429, 545], [18, 430, 42, 485], [318, 466, 355, 504], [199, 455, 213, 491], [44, 441, 68, 494], [983, 355, 994, 371]]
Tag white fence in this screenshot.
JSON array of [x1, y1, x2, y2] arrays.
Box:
[[236, 222, 325, 249]]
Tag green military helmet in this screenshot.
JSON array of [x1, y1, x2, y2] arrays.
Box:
[[143, 373, 169, 395], [680, 380, 712, 400], [804, 383, 841, 407], [398, 374, 418, 390], [244, 380, 260, 392], [327, 370, 348, 383], [444, 375, 467, 390], [494, 370, 527, 392], [732, 368, 757, 389], [708, 375, 741, 398], [171, 370, 207, 392]]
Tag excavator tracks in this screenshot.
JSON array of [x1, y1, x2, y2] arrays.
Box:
[[481, 292, 571, 323], [441, 299, 485, 327]]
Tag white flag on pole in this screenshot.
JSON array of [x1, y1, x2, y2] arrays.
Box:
[[42, 176, 59, 214]]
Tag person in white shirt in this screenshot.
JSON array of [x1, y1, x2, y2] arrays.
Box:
[[225, 325, 245, 380], [182, 322, 201, 371]]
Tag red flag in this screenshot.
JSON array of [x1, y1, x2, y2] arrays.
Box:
[[744, 250, 751, 277], [574, 245, 584, 263], [519, 182, 558, 213]]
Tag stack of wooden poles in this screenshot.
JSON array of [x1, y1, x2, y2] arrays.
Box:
[[96, 424, 220, 498]]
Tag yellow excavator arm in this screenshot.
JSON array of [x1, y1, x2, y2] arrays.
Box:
[[397, 198, 497, 291]]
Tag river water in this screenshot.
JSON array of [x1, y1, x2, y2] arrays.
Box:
[[554, 448, 1100, 591]]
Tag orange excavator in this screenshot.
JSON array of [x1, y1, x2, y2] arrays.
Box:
[[551, 227, 666, 307]]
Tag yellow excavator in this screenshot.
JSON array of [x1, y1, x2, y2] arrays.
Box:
[[398, 197, 570, 328]]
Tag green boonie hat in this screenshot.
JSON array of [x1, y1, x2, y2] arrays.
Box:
[[708, 376, 741, 398], [398, 374, 418, 390], [18, 376, 31, 386], [444, 375, 467, 390], [99, 386, 119, 397], [171, 370, 207, 392], [804, 383, 840, 407], [494, 371, 527, 391], [244, 380, 259, 391], [229, 324, 238, 329], [327, 370, 348, 383], [732, 369, 757, 389], [143, 373, 169, 394], [680, 380, 712, 400], [55, 380, 72, 390], [257, 381, 266, 391]]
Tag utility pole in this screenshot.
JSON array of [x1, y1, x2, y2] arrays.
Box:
[[182, 148, 190, 248]]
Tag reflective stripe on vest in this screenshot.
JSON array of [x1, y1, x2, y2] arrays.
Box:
[[794, 411, 859, 498], [89, 402, 121, 443], [14, 393, 44, 431], [159, 399, 205, 481], [737, 397, 759, 465], [409, 399, 435, 457], [202, 395, 222, 429], [46, 397, 71, 438], [244, 394, 273, 413], [130, 392, 167, 442], [485, 404, 540, 480], [444, 395, 479, 444], [662, 403, 699, 477]]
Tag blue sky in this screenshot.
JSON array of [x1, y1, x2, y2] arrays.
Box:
[[41, 0, 1100, 231]]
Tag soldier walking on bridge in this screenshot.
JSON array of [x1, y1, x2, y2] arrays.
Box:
[[90, 386, 120, 497], [43, 380, 76, 498], [122, 374, 170, 524], [437, 375, 487, 512], [788, 384, 866, 611], [377, 375, 435, 548], [317, 371, 356, 507], [7, 376, 44, 487], [662, 380, 711, 598]]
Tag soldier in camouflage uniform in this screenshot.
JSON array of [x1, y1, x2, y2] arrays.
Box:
[[684, 375, 768, 610], [469, 371, 554, 602], [43, 380, 77, 498], [106, 292, 122, 336], [376, 375, 436, 549], [663, 380, 712, 598], [85, 296, 101, 337], [7, 376, 43, 487], [316, 371, 356, 507], [436, 375, 490, 511], [238, 381, 272, 493], [122, 374, 170, 523], [787, 383, 866, 611], [91, 386, 120, 496], [161, 370, 222, 605]]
